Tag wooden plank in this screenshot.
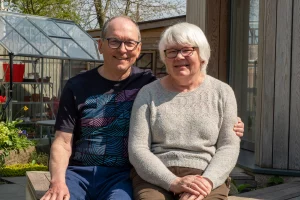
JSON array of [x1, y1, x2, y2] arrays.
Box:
[[254, 0, 264, 167], [26, 171, 50, 200], [256, 0, 277, 168], [273, 0, 292, 169], [229, 0, 250, 147], [218, 0, 229, 82], [289, 0, 300, 170], [140, 27, 165, 37], [186, 0, 206, 31], [232, 181, 300, 199], [206, 0, 220, 79]]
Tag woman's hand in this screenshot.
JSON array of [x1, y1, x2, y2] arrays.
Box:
[[179, 192, 205, 200], [169, 175, 212, 197], [177, 176, 212, 200], [234, 117, 244, 137]]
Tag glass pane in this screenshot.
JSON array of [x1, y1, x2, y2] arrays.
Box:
[[14, 19, 56, 54], [18, 44, 41, 55], [52, 38, 92, 59], [135, 53, 153, 70], [0, 17, 14, 41], [1, 13, 24, 27], [56, 22, 99, 59], [1, 30, 39, 55], [247, 0, 259, 137], [44, 45, 68, 58], [30, 18, 69, 38]]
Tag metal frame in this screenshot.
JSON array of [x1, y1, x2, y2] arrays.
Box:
[[0, 11, 102, 123]]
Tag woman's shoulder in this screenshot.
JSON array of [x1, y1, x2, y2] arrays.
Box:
[[206, 75, 233, 92], [140, 79, 161, 91]]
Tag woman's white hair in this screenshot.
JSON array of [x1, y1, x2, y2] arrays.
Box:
[[158, 22, 211, 73]]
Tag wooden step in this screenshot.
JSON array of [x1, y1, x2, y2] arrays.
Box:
[[229, 181, 300, 200]]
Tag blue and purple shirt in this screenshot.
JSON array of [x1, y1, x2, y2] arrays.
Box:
[[55, 66, 156, 168]]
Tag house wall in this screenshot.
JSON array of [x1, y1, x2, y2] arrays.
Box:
[[255, 0, 300, 170], [188, 0, 300, 171], [186, 0, 230, 82]]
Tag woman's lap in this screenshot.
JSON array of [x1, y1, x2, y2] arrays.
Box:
[[131, 166, 229, 200]]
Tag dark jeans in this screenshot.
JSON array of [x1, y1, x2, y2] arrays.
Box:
[[131, 166, 230, 200], [66, 166, 132, 200]]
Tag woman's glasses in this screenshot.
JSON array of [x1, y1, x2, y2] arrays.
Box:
[[164, 47, 197, 59]]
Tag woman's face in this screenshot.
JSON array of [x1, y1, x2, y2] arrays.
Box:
[[164, 44, 203, 80]]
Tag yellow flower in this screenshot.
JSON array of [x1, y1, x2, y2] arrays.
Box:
[[23, 106, 29, 111]]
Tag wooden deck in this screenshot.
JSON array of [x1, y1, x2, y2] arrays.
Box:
[[229, 181, 300, 200]]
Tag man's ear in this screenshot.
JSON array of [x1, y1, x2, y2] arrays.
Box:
[[98, 39, 103, 54], [136, 42, 142, 56]]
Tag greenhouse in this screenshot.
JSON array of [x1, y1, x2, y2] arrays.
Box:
[[0, 11, 102, 137]]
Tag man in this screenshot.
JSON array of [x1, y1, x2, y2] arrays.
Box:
[[41, 16, 244, 200]]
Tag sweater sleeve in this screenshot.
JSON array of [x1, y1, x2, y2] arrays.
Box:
[[128, 87, 178, 191], [202, 85, 240, 189]]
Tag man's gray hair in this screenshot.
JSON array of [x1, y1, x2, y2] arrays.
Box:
[[101, 16, 141, 41], [158, 22, 211, 73]]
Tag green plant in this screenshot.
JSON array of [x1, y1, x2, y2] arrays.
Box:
[[30, 151, 49, 166], [0, 120, 35, 169], [230, 179, 254, 194], [237, 184, 253, 193], [267, 175, 284, 186], [0, 163, 48, 177]]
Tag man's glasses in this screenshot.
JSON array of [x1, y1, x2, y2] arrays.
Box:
[[105, 38, 140, 51], [164, 47, 197, 59]]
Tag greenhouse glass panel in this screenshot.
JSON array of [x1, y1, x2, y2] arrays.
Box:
[[0, 17, 14, 41], [52, 38, 93, 59], [30, 18, 69, 38], [1, 30, 39, 55], [56, 22, 98, 59], [14, 19, 55, 54], [44, 45, 68, 58], [1, 12, 24, 28], [0, 11, 101, 61], [18, 44, 40, 55]]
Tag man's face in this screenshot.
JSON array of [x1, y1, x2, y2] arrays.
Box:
[[98, 18, 141, 74]]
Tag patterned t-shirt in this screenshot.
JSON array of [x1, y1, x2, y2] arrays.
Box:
[[54, 66, 156, 168]]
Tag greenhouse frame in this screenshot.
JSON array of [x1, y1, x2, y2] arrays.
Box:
[[0, 11, 102, 128]]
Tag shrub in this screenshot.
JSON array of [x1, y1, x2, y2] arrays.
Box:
[[0, 120, 35, 150], [30, 151, 49, 166], [0, 120, 35, 168], [0, 163, 48, 177]]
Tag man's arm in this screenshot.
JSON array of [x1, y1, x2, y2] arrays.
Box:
[[41, 131, 73, 200]]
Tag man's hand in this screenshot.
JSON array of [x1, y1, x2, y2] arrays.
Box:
[[234, 117, 244, 137], [41, 181, 70, 200], [170, 175, 212, 197]]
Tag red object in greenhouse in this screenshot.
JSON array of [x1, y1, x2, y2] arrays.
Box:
[[3, 63, 25, 82]]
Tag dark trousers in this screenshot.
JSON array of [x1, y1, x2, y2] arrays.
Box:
[[66, 166, 132, 200], [131, 166, 230, 200]]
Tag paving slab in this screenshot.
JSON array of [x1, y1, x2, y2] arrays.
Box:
[[2, 176, 27, 186], [0, 177, 26, 200]]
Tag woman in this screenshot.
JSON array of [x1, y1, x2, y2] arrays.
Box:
[[128, 22, 240, 200]]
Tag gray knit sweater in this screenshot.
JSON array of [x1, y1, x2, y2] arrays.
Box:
[[128, 75, 240, 190]]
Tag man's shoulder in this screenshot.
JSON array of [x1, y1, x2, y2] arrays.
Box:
[[131, 66, 154, 76], [67, 67, 98, 84], [129, 66, 157, 84]]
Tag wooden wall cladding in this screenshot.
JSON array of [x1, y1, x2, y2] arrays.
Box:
[[256, 0, 300, 170], [206, 0, 229, 82]]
